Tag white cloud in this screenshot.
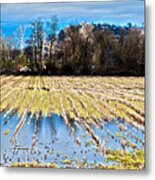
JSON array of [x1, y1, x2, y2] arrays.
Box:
[[1, 1, 144, 35]]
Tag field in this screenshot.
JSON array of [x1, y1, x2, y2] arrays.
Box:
[[0, 76, 145, 169]]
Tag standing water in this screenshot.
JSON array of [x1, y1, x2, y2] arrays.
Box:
[[0, 111, 144, 168]]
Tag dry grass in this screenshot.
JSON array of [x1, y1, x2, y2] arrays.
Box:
[[1, 75, 144, 125]]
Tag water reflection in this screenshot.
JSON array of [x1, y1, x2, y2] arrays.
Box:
[[0, 111, 144, 168]]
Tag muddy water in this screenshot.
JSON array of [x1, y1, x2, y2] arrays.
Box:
[[0, 111, 144, 168]]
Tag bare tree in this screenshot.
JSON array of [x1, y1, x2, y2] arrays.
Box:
[[46, 15, 58, 74], [14, 25, 26, 53]]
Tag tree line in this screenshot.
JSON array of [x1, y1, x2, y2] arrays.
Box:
[[0, 16, 145, 76]]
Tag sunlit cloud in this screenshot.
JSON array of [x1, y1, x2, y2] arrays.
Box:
[[1, 1, 144, 36]]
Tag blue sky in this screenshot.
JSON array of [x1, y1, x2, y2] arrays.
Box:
[[1, 0, 144, 37]]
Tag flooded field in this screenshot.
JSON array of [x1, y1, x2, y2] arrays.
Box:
[[0, 76, 145, 169]]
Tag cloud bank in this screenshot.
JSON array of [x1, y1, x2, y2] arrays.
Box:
[[1, 1, 144, 36]]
